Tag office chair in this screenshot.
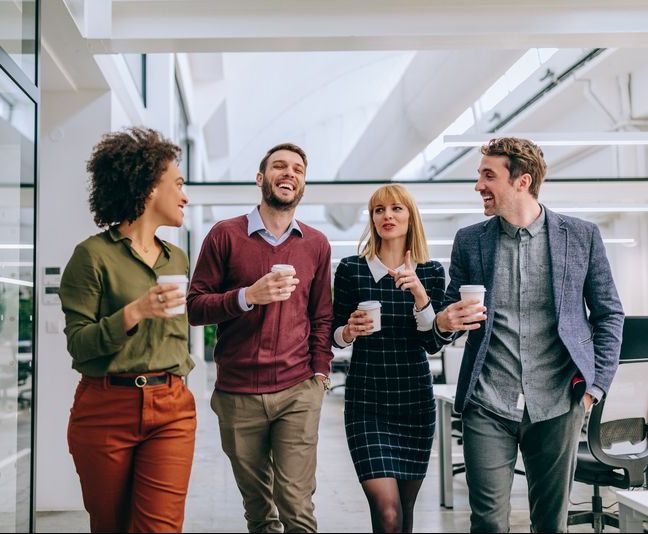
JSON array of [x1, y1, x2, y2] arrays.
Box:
[[568, 359, 648, 533]]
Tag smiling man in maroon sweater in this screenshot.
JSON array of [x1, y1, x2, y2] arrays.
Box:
[[187, 143, 333, 533]]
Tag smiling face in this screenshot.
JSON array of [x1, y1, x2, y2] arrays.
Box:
[[257, 149, 306, 211], [475, 155, 528, 218], [147, 161, 188, 227], [372, 200, 410, 243]]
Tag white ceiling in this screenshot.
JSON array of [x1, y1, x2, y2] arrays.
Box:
[[39, 0, 648, 226]]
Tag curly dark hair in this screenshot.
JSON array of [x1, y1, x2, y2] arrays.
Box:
[[87, 127, 182, 227], [481, 137, 547, 199]]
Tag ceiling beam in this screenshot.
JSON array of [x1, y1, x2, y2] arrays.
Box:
[[185, 179, 648, 206], [42, 0, 109, 91], [85, 0, 648, 53]]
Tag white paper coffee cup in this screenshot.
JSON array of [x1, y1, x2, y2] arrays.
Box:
[[271, 264, 296, 276], [459, 285, 486, 306], [357, 300, 382, 333], [157, 274, 189, 315]]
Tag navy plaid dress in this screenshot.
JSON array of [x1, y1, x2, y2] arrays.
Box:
[[333, 255, 446, 481]]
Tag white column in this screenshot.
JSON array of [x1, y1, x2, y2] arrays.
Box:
[[146, 54, 180, 245], [36, 90, 112, 511]]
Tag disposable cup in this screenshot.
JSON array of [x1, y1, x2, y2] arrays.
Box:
[[357, 300, 382, 333], [271, 264, 296, 277], [157, 274, 189, 315], [459, 285, 486, 306], [271, 264, 296, 299]]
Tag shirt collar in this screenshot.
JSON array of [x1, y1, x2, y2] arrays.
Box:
[[107, 226, 171, 255], [108, 226, 128, 242], [246, 206, 303, 238], [498, 204, 546, 238], [366, 255, 408, 283]]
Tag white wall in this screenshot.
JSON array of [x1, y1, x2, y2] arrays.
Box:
[[35, 53, 211, 511], [37, 90, 112, 511]]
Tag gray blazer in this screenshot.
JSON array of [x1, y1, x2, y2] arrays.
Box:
[[440, 207, 625, 413]]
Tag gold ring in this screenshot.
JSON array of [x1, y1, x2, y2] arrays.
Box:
[[157, 294, 166, 303]]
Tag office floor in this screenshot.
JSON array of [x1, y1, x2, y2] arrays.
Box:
[[36, 363, 619, 533]]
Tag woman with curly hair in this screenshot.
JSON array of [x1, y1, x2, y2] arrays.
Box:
[[59, 127, 195, 533]]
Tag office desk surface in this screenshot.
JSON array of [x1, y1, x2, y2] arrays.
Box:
[[615, 489, 648, 533], [616, 490, 648, 515], [434, 383, 457, 402]]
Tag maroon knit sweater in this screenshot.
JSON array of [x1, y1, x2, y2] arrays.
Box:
[[187, 215, 334, 394]]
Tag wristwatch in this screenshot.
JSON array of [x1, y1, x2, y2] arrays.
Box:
[[320, 376, 332, 391]]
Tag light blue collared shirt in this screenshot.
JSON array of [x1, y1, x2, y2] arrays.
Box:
[[238, 206, 303, 311]]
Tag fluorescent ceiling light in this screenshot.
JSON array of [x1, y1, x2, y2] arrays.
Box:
[[331, 258, 452, 264], [329, 241, 362, 246], [603, 238, 636, 246], [444, 132, 648, 147], [0, 276, 33, 287], [365, 206, 648, 216], [0, 262, 34, 267], [329, 239, 454, 246], [0, 244, 34, 249], [553, 206, 648, 213], [332, 238, 634, 247], [418, 208, 484, 215], [362, 208, 484, 215]]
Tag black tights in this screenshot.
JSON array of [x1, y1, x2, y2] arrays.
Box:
[[361, 477, 424, 533]]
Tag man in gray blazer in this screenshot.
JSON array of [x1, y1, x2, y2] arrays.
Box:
[[433, 137, 624, 533]]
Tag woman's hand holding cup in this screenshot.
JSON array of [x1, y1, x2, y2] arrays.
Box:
[[342, 309, 375, 344], [123, 283, 186, 331]]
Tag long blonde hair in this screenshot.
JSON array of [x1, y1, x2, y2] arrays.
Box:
[[359, 184, 429, 263]]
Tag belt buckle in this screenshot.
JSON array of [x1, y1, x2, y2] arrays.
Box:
[[134, 375, 147, 388]]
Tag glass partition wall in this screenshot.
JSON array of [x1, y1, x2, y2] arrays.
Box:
[[0, 1, 38, 531]]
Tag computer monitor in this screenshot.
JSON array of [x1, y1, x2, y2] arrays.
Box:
[[619, 316, 648, 361]]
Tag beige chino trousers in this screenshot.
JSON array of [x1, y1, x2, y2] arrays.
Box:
[[211, 376, 325, 533]]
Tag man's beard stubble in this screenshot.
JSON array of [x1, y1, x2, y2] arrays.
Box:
[[261, 175, 304, 211]]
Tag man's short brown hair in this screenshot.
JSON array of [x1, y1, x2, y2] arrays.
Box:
[[480, 137, 547, 199], [258, 143, 307, 173]]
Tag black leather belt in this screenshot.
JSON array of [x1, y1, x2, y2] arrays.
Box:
[[108, 374, 168, 388]]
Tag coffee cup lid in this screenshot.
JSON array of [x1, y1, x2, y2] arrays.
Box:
[[459, 285, 486, 292], [157, 274, 189, 283], [271, 264, 295, 273], [357, 300, 381, 310]]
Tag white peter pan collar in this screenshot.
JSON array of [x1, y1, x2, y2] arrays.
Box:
[[366, 255, 412, 283]]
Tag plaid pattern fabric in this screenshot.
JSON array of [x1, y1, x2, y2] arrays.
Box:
[[333, 255, 446, 481]]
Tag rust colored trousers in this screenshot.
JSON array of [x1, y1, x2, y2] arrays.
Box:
[[68, 373, 196, 533]]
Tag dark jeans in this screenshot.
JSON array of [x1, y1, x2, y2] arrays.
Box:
[[462, 401, 585, 533]]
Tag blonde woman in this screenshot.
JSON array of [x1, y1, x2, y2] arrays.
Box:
[[333, 184, 446, 533]]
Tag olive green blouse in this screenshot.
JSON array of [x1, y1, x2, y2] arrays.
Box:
[[59, 227, 194, 377]]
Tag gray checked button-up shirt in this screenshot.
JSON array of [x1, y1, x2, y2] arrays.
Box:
[[472, 207, 578, 423]]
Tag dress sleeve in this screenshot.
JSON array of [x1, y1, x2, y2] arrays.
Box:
[[332, 258, 357, 348], [415, 262, 449, 354]]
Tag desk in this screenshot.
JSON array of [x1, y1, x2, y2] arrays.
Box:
[[616, 490, 648, 532], [434, 384, 457, 509]]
